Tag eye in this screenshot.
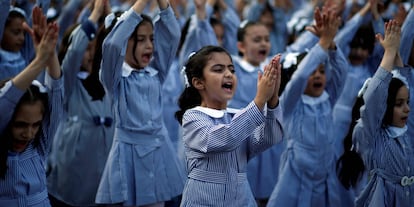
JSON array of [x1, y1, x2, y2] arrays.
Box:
[[212, 67, 225, 73], [33, 121, 42, 128], [12, 121, 28, 129]]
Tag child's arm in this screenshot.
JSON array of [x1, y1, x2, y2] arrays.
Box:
[[61, 0, 106, 98], [356, 20, 401, 147], [212, 0, 240, 55], [0, 0, 10, 42], [13, 7, 59, 89], [377, 20, 401, 72], [149, 0, 181, 83], [178, 0, 218, 67], [400, 5, 414, 65]]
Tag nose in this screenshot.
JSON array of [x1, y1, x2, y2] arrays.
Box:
[[145, 39, 153, 49], [405, 104, 410, 113], [18, 32, 25, 42], [224, 68, 233, 77], [22, 126, 36, 140]]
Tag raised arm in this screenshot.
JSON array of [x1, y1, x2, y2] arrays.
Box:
[[377, 20, 401, 72], [14, 6, 60, 90]]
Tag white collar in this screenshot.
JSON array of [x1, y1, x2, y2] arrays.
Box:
[[77, 71, 90, 80], [0, 48, 22, 61], [385, 125, 407, 139], [192, 106, 240, 118], [234, 56, 269, 73], [301, 91, 329, 105], [122, 62, 158, 77]]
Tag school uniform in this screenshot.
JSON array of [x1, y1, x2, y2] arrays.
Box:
[[46, 21, 114, 206], [332, 71, 368, 207], [180, 101, 283, 207], [178, 11, 218, 68], [400, 8, 414, 142], [95, 6, 186, 206], [228, 56, 285, 200], [400, 8, 414, 66], [162, 58, 184, 150], [353, 67, 414, 206], [0, 74, 64, 207], [267, 43, 348, 207]]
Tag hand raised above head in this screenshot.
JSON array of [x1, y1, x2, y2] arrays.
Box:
[[376, 19, 401, 52], [22, 6, 47, 48]]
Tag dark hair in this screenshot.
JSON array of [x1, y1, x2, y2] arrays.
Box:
[[382, 78, 406, 126], [58, 22, 106, 101], [129, 14, 153, 66], [175, 46, 231, 124], [280, 52, 307, 95], [5, 9, 26, 27], [336, 77, 408, 189], [349, 24, 375, 53], [58, 24, 80, 63], [177, 17, 192, 57], [0, 84, 48, 179], [336, 96, 365, 189]]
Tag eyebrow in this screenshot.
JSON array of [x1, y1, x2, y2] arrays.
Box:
[[211, 63, 234, 67]]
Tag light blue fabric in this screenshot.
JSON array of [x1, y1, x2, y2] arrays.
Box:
[[0, 74, 64, 207], [96, 6, 186, 206], [228, 55, 286, 199], [180, 102, 283, 207], [400, 8, 414, 66], [178, 12, 218, 68], [267, 44, 348, 207], [162, 58, 183, 149], [353, 67, 414, 207], [46, 22, 114, 206]]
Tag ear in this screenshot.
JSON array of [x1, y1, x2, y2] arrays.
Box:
[[237, 41, 245, 55], [192, 77, 204, 90]]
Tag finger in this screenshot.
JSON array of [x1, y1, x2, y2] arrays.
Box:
[[22, 22, 34, 37], [375, 33, 383, 43]]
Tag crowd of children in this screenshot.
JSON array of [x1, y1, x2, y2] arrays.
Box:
[[1, 0, 414, 207]]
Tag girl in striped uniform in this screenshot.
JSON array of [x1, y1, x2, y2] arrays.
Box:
[[0, 6, 62, 207], [95, 0, 186, 206], [176, 45, 284, 207], [353, 19, 414, 207]]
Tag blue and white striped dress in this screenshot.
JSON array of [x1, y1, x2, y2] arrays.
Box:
[[353, 67, 414, 207], [95, 5, 186, 206], [180, 102, 283, 207], [0, 74, 64, 207]]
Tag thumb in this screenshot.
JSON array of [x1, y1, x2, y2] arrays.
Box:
[[22, 22, 34, 39], [375, 33, 383, 43]]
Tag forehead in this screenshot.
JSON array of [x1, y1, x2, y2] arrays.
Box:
[[396, 85, 409, 99], [136, 22, 153, 34], [206, 52, 232, 65], [6, 17, 25, 28], [244, 25, 269, 36], [13, 102, 44, 122]]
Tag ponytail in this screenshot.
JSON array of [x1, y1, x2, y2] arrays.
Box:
[[336, 96, 365, 189], [175, 87, 202, 125], [175, 45, 231, 125]]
